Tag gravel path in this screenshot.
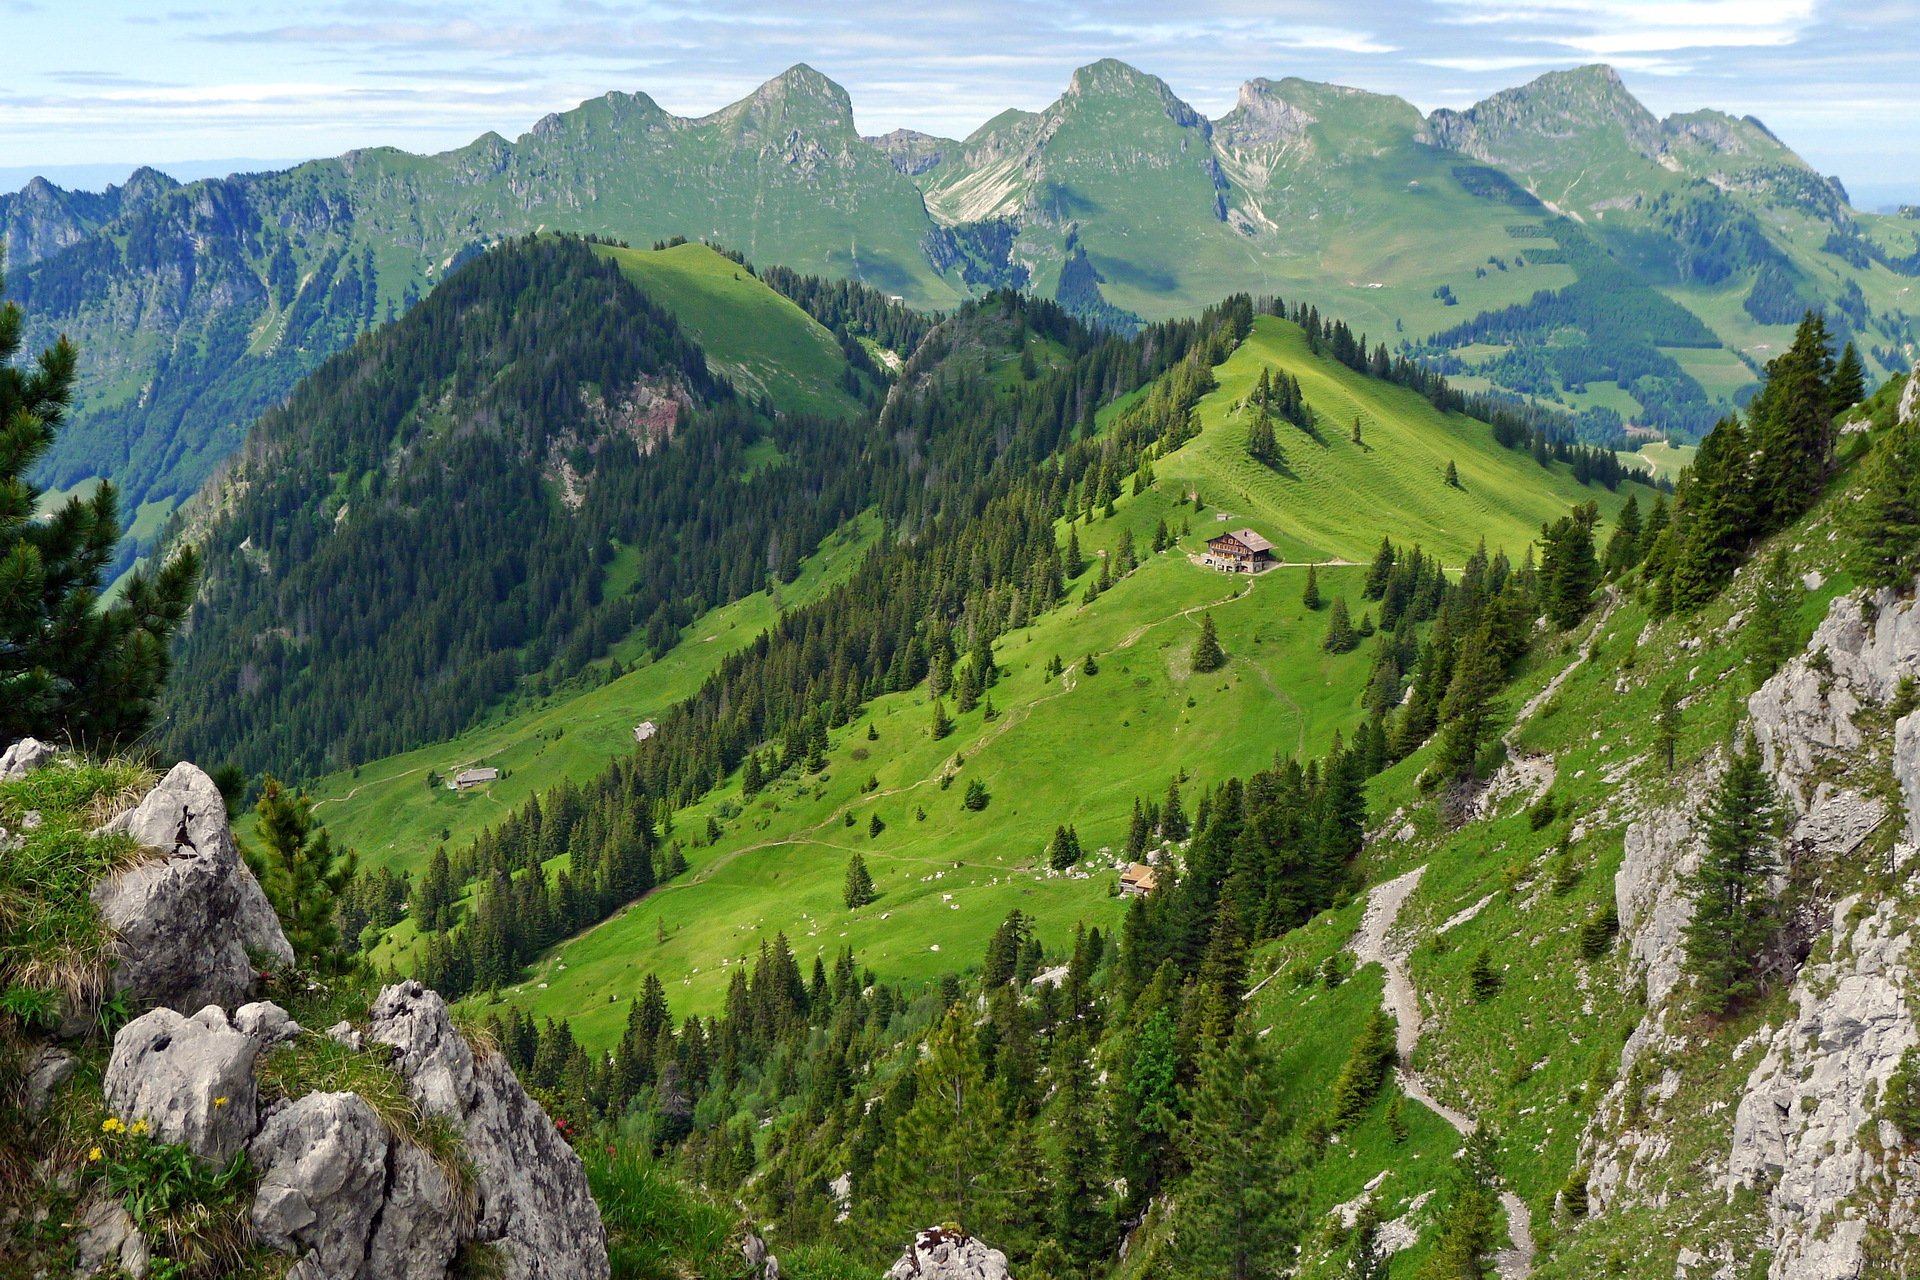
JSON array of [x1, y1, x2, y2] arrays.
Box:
[[1350, 865, 1535, 1278]]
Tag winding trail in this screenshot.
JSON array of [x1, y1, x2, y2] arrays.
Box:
[[1350, 866, 1536, 1279]]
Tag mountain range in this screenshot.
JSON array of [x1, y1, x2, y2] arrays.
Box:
[[4, 59, 1918, 573]]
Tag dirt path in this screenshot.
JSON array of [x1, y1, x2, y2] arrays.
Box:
[[1350, 865, 1535, 1279], [1481, 586, 1623, 817]]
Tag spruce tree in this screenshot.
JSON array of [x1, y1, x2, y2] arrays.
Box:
[[1174, 1030, 1299, 1280], [0, 268, 200, 747], [1444, 459, 1461, 489], [1191, 611, 1226, 673], [931, 699, 953, 740], [1746, 547, 1798, 686], [1303, 563, 1322, 610], [1539, 507, 1601, 630], [1603, 493, 1643, 575], [1434, 632, 1504, 783], [1654, 681, 1683, 773], [1329, 1008, 1398, 1129], [252, 777, 358, 971], [1671, 417, 1754, 612], [1747, 311, 1836, 527], [1683, 740, 1782, 1015], [1323, 596, 1357, 653], [1048, 1035, 1111, 1271], [1363, 536, 1395, 599], [1247, 409, 1278, 465], [1831, 341, 1866, 412], [1846, 398, 1920, 590]]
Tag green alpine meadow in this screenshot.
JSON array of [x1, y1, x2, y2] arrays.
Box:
[[5, 10, 1920, 1280]]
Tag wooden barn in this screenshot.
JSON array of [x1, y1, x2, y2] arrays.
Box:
[[1120, 863, 1159, 898], [1204, 528, 1276, 573], [450, 767, 500, 791]]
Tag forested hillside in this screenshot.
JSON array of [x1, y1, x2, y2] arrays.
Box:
[[160, 236, 892, 778]]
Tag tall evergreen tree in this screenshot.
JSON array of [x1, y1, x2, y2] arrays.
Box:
[[1745, 547, 1799, 686], [1434, 635, 1504, 784], [1830, 340, 1866, 414], [1846, 396, 1920, 590], [1671, 417, 1755, 612], [1191, 612, 1226, 673], [1747, 311, 1837, 526], [0, 267, 199, 747], [1323, 596, 1357, 653], [1539, 507, 1601, 630], [1173, 1030, 1299, 1280], [1303, 562, 1322, 610], [1603, 493, 1643, 575], [252, 777, 359, 971], [1682, 740, 1783, 1016], [1048, 1035, 1111, 1272], [844, 852, 877, 909]]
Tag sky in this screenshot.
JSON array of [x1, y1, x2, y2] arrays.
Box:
[[5, 0, 1918, 208]]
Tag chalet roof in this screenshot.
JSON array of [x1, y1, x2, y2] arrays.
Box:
[[1120, 862, 1158, 889], [452, 767, 499, 785], [1208, 528, 1274, 553]]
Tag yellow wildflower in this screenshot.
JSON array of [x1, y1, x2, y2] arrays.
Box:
[[213, 1096, 229, 1108], [100, 1117, 122, 1134], [129, 1119, 149, 1136], [87, 1147, 102, 1163]]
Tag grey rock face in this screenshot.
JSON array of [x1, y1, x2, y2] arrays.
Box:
[[92, 762, 293, 1012], [368, 982, 609, 1280], [104, 1005, 260, 1164], [1899, 373, 1918, 427], [1898, 710, 1920, 847], [249, 1093, 393, 1277], [1616, 780, 1711, 1008], [883, 1227, 1013, 1280], [23, 1045, 76, 1116], [0, 736, 58, 780], [1729, 896, 1918, 1280], [366, 1140, 465, 1280], [1750, 590, 1920, 808], [71, 1192, 150, 1278]]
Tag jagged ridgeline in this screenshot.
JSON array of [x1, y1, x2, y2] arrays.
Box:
[[8, 60, 1917, 585], [160, 235, 897, 778]]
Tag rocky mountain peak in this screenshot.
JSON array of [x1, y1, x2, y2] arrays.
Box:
[[1428, 62, 1663, 165]]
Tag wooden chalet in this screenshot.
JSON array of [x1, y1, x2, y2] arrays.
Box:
[[1204, 528, 1276, 573], [1119, 863, 1159, 898], [451, 767, 500, 791]]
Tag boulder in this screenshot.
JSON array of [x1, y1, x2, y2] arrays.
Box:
[[883, 1226, 1013, 1280], [91, 762, 293, 1013], [103, 1005, 260, 1164], [368, 982, 609, 1280], [22, 1045, 76, 1116], [235, 1001, 302, 1047], [0, 737, 57, 781], [249, 1093, 392, 1277], [71, 1192, 149, 1278]]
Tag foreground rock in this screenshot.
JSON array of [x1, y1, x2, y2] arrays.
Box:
[[104, 1005, 264, 1163], [883, 1226, 1013, 1280], [0, 736, 58, 780], [92, 762, 293, 1013], [369, 981, 610, 1280]]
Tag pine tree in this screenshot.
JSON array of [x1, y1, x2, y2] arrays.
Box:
[[931, 699, 953, 740], [1323, 596, 1357, 653], [1050, 824, 1083, 871], [844, 852, 876, 908], [1161, 777, 1189, 842], [1444, 459, 1461, 489], [1747, 312, 1837, 528], [1467, 946, 1501, 1002], [868, 813, 886, 839], [1603, 493, 1644, 575], [1746, 547, 1798, 685], [1303, 563, 1322, 610], [252, 777, 358, 971], [1434, 632, 1504, 783], [1846, 398, 1920, 590], [1671, 417, 1756, 612], [1174, 1031, 1299, 1280], [1683, 740, 1782, 1015], [1351, 416, 1364, 446], [1831, 341, 1866, 412], [0, 267, 200, 747], [1049, 1035, 1111, 1271], [1247, 409, 1278, 465], [1539, 508, 1601, 630], [1191, 612, 1226, 672], [1345, 1196, 1390, 1280], [1329, 1008, 1397, 1129], [1363, 536, 1396, 599], [1655, 681, 1683, 773]]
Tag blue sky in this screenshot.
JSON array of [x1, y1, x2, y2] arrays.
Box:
[[5, 0, 1918, 206]]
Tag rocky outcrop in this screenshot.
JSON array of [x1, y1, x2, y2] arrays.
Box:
[[250, 1093, 402, 1277], [1897, 710, 1920, 847], [1615, 774, 1713, 1008], [368, 981, 609, 1280], [0, 736, 58, 780], [104, 1004, 265, 1163], [1899, 373, 1918, 427], [71, 1193, 150, 1278], [91, 762, 293, 1013], [1749, 589, 1920, 809], [883, 1226, 1013, 1280], [1729, 895, 1919, 1279]]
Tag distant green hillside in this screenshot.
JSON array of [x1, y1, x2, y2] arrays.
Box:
[[596, 242, 864, 419], [346, 305, 1651, 1035]]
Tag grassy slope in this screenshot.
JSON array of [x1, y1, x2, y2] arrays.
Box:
[[594, 242, 864, 420], [1155, 317, 1648, 565], [307, 514, 879, 869], [412, 317, 1651, 1044]]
